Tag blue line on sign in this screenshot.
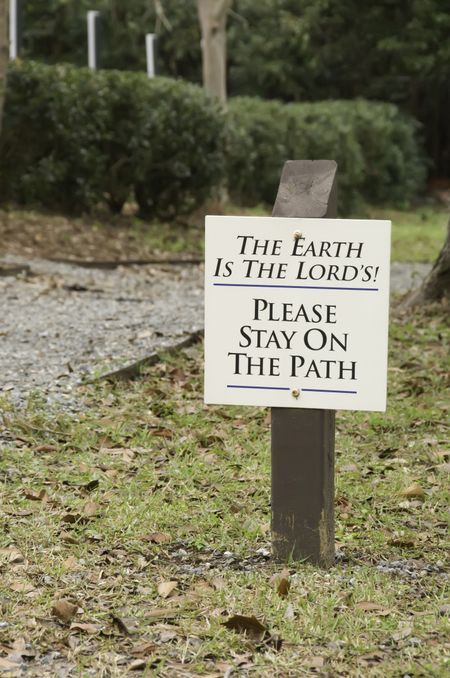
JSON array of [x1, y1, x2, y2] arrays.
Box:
[[301, 388, 358, 394], [213, 283, 378, 292], [227, 385, 290, 391]]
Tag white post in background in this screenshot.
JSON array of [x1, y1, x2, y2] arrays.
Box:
[[146, 33, 157, 78], [87, 10, 99, 70], [9, 0, 18, 59]]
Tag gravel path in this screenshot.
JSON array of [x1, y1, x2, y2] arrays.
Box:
[[0, 256, 204, 410], [0, 256, 430, 409]]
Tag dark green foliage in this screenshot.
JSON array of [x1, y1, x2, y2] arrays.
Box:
[[0, 62, 425, 217], [19, 0, 450, 176], [227, 98, 426, 213], [0, 61, 225, 216]]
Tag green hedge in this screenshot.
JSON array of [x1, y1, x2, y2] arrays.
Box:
[[0, 62, 425, 217], [0, 61, 226, 217], [227, 97, 426, 213]]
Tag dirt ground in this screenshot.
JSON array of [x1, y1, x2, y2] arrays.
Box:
[[0, 208, 204, 263]]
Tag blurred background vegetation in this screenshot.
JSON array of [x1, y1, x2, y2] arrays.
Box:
[[19, 0, 450, 178]]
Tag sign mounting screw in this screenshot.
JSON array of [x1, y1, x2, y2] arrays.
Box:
[[291, 388, 300, 399], [293, 231, 303, 240]]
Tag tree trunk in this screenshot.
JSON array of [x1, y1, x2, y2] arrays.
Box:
[[400, 214, 450, 308], [197, 0, 231, 103], [0, 0, 8, 134]]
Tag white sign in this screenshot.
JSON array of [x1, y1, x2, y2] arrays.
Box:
[[204, 216, 391, 412]]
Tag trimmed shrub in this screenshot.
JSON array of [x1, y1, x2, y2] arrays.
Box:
[[0, 62, 425, 218], [0, 61, 226, 217], [227, 97, 426, 213]]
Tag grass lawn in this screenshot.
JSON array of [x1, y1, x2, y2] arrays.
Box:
[[0, 202, 447, 264], [365, 205, 448, 263], [0, 303, 448, 677]]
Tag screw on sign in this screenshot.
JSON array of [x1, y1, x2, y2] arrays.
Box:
[[204, 160, 391, 566]]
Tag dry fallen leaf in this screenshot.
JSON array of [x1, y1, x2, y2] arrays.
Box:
[[399, 483, 425, 499], [270, 569, 291, 598], [61, 513, 83, 524], [8, 548, 25, 564], [0, 657, 20, 671], [129, 659, 147, 671], [59, 531, 78, 544], [223, 614, 283, 651], [23, 488, 48, 502], [392, 624, 413, 642], [83, 501, 99, 517], [35, 444, 57, 453], [144, 532, 171, 544], [111, 614, 131, 636], [12, 637, 35, 659], [223, 614, 267, 642], [157, 581, 178, 599], [131, 641, 157, 657], [360, 651, 385, 664], [62, 555, 78, 571], [52, 599, 78, 624], [70, 622, 101, 635], [81, 479, 100, 493], [277, 577, 290, 598], [355, 601, 391, 615], [11, 581, 35, 593]]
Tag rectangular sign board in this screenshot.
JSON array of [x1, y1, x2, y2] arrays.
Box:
[[204, 216, 391, 412]]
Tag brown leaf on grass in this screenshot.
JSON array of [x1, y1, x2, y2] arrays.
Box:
[[222, 615, 283, 650], [0, 547, 23, 564], [22, 488, 47, 502], [59, 531, 78, 544], [144, 532, 171, 544], [111, 614, 131, 636], [131, 641, 157, 657], [392, 624, 412, 642], [69, 622, 101, 635], [270, 569, 291, 598], [0, 657, 20, 671], [129, 659, 147, 671], [399, 483, 426, 499], [12, 637, 35, 659], [355, 601, 391, 616], [35, 444, 57, 453], [151, 428, 173, 439], [83, 501, 99, 517], [81, 479, 100, 493], [11, 581, 35, 593], [359, 651, 385, 664], [223, 615, 267, 642], [157, 581, 178, 599], [62, 555, 78, 571], [52, 599, 78, 624], [277, 574, 290, 598], [61, 513, 83, 524]]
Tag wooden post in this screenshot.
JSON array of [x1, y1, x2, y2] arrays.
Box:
[[271, 160, 337, 568]]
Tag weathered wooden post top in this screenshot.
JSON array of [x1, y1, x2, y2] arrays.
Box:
[[204, 160, 391, 567]]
